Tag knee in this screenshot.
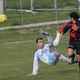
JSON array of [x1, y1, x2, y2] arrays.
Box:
[[67, 48, 74, 56], [76, 55, 80, 62]]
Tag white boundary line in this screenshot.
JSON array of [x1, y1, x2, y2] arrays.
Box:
[[2, 40, 34, 44], [0, 39, 68, 45], [0, 20, 70, 31]]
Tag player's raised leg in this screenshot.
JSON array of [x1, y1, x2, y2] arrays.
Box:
[[39, 30, 61, 46]]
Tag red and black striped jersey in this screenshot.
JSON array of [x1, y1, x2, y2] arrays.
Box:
[[59, 20, 80, 40]]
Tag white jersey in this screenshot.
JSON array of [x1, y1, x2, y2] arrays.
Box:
[[35, 44, 58, 65]]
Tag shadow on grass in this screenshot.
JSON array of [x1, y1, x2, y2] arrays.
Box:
[[56, 69, 80, 77]]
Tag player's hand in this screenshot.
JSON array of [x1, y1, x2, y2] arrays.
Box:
[[27, 73, 36, 77], [56, 31, 61, 37], [56, 31, 62, 39], [53, 31, 61, 46]]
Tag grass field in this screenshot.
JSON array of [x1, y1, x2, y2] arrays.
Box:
[[0, 0, 79, 80], [5, 0, 77, 9], [0, 11, 71, 27], [0, 27, 80, 80], [0, 0, 77, 27]]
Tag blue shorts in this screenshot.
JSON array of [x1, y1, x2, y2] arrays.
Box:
[[48, 53, 58, 65]]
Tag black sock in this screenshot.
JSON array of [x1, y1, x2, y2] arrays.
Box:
[[69, 54, 75, 63]]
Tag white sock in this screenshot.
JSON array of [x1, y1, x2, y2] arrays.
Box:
[[47, 35, 53, 44], [59, 55, 71, 63]]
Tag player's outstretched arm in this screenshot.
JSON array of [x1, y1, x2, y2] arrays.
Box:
[[32, 52, 39, 75]]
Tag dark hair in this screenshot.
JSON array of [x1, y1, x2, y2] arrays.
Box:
[[70, 12, 79, 21], [36, 37, 43, 43]]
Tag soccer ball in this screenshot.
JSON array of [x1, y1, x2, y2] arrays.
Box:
[[0, 14, 7, 23]]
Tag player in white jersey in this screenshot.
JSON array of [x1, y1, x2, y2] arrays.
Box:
[[32, 30, 71, 75]]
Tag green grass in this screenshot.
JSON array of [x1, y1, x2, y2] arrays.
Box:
[[0, 27, 79, 80], [0, 0, 78, 27], [0, 11, 74, 27], [0, 1, 79, 79], [4, 0, 77, 9]]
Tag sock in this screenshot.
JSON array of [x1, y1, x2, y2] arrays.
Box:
[[47, 35, 53, 45], [59, 55, 71, 63], [69, 54, 75, 62]]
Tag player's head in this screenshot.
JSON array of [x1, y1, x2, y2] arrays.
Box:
[[70, 12, 79, 21], [36, 37, 44, 49]]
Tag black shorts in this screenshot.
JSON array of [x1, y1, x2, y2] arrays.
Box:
[[68, 40, 80, 55]]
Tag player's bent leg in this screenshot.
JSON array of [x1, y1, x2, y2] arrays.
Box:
[[76, 54, 80, 62], [67, 48, 75, 63], [67, 48, 74, 57]]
